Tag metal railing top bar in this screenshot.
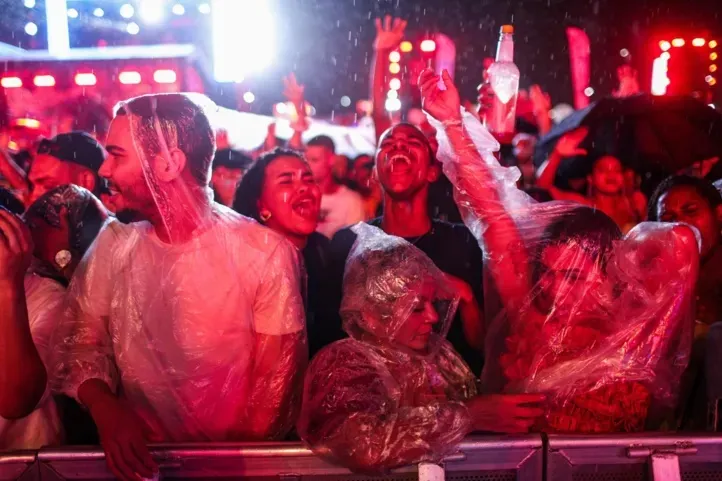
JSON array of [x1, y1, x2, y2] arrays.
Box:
[[547, 433, 722, 448]]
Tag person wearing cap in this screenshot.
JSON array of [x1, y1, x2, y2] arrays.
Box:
[[210, 149, 253, 207], [27, 132, 106, 206]]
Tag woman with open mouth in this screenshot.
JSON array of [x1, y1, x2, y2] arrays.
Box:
[[233, 148, 338, 358]]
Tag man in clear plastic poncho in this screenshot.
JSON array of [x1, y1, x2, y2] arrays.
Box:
[[51, 94, 306, 480], [418, 69, 698, 433], [298, 223, 545, 474]]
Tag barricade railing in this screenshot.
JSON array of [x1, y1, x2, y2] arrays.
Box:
[[0, 435, 544, 481]]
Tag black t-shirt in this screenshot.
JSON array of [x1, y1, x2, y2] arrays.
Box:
[[303, 232, 340, 359], [326, 218, 485, 375]]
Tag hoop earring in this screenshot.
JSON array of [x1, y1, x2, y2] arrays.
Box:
[[260, 211, 272, 223]]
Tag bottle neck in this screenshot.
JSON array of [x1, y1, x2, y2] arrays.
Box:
[[496, 34, 514, 62]]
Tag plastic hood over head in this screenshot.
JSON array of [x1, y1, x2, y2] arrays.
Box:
[[341, 222, 459, 356], [427, 109, 698, 433]]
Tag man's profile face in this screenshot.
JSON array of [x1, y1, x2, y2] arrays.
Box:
[[99, 116, 154, 217], [28, 154, 77, 204]]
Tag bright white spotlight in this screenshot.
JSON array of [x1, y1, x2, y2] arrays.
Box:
[[24, 22, 38, 35], [126, 22, 140, 35], [120, 3, 135, 19], [198, 3, 211, 14], [139, 1, 165, 24], [385, 97, 401, 112], [584, 87, 595, 97], [172, 4, 185, 15], [46, 0, 70, 55], [243, 92, 255, 103], [67, 8, 78, 18], [24, 0, 36, 8], [93, 8, 104, 17], [211, 0, 274, 82], [340, 96, 351, 107]]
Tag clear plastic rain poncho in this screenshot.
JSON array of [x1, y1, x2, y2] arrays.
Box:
[[298, 223, 477, 474], [50, 93, 306, 441], [427, 110, 698, 433]]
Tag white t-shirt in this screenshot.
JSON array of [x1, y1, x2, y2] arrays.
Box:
[[54, 206, 305, 442], [317, 185, 367, 239], [0, 274, 64, 450]]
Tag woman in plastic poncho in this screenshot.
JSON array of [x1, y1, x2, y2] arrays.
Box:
[[418, 68, 699, 433], [298, 223, 545, 474]]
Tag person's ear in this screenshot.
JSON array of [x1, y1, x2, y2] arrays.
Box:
[[427, 162, 441, 183], [79, 170, 96, 192], [153, 148, 187, 182]]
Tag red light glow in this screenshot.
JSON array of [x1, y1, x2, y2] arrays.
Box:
[[1, 77, 22, 88]]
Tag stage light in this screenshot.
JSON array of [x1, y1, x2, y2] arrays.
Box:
[[340, 96, 351, 107], [243, 91, 255, 103], [211, 0, 274, 82], [711, 41, 719, 49], [385, 97, 401, 112], [24, 22, 38, 36], [75, 73, 97, 86], [584, 87, 595, 97], [706, 75, 715, 83], [1, 77, 22, 88], [387, 90, 398, 100], [659, 40, 671, 51], [420, 39, 436, 52], [711, 65, 718, 73], [153, 69, 176, 83], [120, 3, 135, 19], [119, 71, 141, 84], [93, 8, 104, 17], [67, 8, 78, 18], [389, 78, 401, 90], [712, 53, 718, 61], [693, 38, 706, 47], [24, 0, 35, 7], [46, 0, 70, 56], [389, 51, 401, 63], [33, 75, 56, 87], [172, 4, 185, 15], [710, 78, 717, 86], [620, 48, 630, 57], [400, 41, 413, 53], [126, 22, 140, 35], [198, 3, 211, 14], [389, 62, 400, 74], [651, 56, 670, 96], [139, 0, 165, 24], [16, 118, 40, 129], [661, 52, 671, 60], [672, 38, 685, 47]]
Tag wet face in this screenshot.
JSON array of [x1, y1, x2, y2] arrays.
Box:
[[657, 186, 721, 259], [100, 116, 155, 218], [211, 166, 244, 207], [393, 280, 440, 352], [590, 156, 624, 195], [259, 155, 322, 240], [28, 154, 89, 205], [350, 155, 375, 193], [305, 145, 333, 185], [536, 243, 605, 316], [376, 124, 438, 199]]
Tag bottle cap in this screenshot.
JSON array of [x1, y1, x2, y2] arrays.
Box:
[[500, 25, 514, 34]]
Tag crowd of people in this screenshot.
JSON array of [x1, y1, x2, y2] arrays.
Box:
[[0, 15, 720, 479]]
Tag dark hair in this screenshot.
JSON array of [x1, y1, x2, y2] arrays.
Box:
[[306, 135, 336, 154], [380, 122, 437, 166], [647, 175, 722, 221], [115, 93, 215, 186], [232, 148, 305, 222], [213, 148, 253, 171], [0, 187, 24, 215]]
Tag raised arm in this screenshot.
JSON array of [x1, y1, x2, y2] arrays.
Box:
[[0, 209, 46, 419], [535, 128, 591, 203], [371, 16, 407, 143], [283, 73, 308, 151], [418, 69, 531, 317]]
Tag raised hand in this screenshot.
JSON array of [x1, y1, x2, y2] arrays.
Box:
[[215, 129, 230, 151], [554, 127, 589, 158], [529, 85, 552, 114], [0, 208, 32, 284], [419, 69, 461, 123], [374, 16, 407, 51], [282, 73, 305, 106]]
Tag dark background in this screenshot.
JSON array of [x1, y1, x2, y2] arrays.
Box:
[[0, 0, 720, 115]]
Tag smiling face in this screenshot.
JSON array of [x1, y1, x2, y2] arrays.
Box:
[[375, 124, 439, 199], [259, 155, 322, 240]]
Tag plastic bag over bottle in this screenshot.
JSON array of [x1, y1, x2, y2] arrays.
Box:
[[427, 110, 698, 433], [50, 93, 307, 441], [298, 223, 477, 473]]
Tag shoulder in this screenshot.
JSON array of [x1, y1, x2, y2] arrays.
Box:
[[337, 185, 364, 203], [214, 203, 292, 255], [308, 339, 380, 382]]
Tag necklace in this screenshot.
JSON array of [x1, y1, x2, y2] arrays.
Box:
[[408, 226, 434, 246]]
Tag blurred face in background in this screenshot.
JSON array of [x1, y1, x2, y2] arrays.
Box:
[[258, 155, 321, 242], [590, 156, 624, 196], [305, 145, 334, 186], [350, 155, 376, 195], [27, 153, 95, 205], [211, 166, 244, 207]]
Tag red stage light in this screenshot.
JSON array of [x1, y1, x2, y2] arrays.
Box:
[[1, 77, 22, 88], [119, 71, 142, 85], [75, 73, 97, 86], [420, 39, 436, 52], [33, 75, 55, 87]]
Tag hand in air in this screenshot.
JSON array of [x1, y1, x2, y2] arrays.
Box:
[[0, 208, 32, 284], [465, 393, 546, 433], [215, 129, 230, 151], [444, 274, 473, 304], [419, 69, 461, 123], [529, 85, 552, 114], [374, 16, 407, 51], [282, 73, 305, 106], [554, 127, 589, 158]]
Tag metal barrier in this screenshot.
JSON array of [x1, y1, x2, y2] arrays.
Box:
[[0, 436, 544, 481], [546, 434, 722, 481]]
